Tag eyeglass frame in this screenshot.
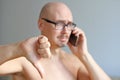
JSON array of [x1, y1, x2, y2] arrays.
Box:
[[42, 18, 76, 30]]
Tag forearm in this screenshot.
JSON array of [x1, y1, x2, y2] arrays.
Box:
[[0, 42, 24, 64], [78, 52, 111, 80], [0, 57, 23, 76], [22, 57, 43, 80]]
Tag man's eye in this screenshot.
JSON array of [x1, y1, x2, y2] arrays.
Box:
[[57, 22, 64, 25]]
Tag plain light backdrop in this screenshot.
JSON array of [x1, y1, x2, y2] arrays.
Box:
[[0, 0, 120, 77]]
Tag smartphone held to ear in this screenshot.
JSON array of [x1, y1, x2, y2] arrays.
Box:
[[69, 33, 79, 46]]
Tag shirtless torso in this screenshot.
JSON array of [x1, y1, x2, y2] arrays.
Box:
[[11, 50, 87, 80]]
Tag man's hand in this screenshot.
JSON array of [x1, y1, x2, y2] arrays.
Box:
[[37, 35, 51, 58], [20, 35, 51, 60], [68, 27, 88, 58], [20, 36, 40, 62], [19, 35, 51, 78], [68, 28, 111, 80]]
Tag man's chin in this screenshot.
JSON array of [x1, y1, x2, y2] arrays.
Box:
[[59, 43, 67, 47]]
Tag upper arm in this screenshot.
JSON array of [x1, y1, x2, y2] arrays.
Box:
[[21, 57, 42, 80], [0, 57, 42, 80], [67, 54, 90, 80], [0, 57, 23, 76], [77, 67, 90, 80], [64, 53, 90, 80], [77, 60, 90, 80]]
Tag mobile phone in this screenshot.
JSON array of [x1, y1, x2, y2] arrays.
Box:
[[69, 33, 79, 46]]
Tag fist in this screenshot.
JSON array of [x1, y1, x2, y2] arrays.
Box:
[[37, 35, 51, 58]]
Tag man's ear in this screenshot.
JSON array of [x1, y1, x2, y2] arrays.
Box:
[[38, 19, 44, 31]]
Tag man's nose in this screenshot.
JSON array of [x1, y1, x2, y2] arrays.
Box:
[[61, 25, 70, 33]]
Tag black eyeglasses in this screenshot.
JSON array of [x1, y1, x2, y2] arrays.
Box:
[[42, 18, 76, 30]]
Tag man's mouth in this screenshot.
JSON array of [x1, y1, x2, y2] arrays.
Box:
[[59, 36, 69, 42]]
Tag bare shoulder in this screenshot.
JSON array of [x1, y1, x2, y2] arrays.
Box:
[[60, 50, 83, 67], [60, 50, 89, 76]]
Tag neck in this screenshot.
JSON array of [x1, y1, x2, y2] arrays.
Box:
[[50, 46, 62, 55]]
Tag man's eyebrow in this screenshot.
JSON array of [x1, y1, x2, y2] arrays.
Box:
[[55, 20, 73, 23]]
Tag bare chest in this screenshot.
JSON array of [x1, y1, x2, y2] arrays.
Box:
[[40, 58, 77, 80], [12, 73, 26, 80]]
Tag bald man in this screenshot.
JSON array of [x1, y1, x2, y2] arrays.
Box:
[[0, 2, 111, 80]]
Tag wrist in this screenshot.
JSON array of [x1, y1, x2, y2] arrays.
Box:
[[13, 42, 25, 57], [77, 51, 90, 62]]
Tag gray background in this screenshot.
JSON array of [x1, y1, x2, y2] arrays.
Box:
[[0, 0, 120, 78]]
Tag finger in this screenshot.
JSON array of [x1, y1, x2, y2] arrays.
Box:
[[73, 27, 84, 37], [37, 48, 51, 58], [39, 42, 51, 49], [72, 27, 80, 36], [38, 35, 48, 43]]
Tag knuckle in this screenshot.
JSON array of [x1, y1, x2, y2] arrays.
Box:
[[38, 35, 48, 43], [37, 48, 51, 58], [39, 42, 50, 49]]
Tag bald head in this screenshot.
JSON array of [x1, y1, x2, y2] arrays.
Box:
[[39, 2, 73, 21]]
